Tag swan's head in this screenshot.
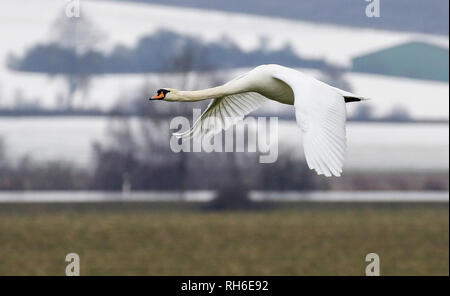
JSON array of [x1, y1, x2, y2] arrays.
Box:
[[149, 88, 180, 101], [149, 88, 170, 100]]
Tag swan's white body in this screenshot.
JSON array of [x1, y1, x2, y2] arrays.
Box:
[[162, 64, 368, 177]]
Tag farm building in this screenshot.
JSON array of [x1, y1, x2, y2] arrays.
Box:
[[352, 41, 449, 82]]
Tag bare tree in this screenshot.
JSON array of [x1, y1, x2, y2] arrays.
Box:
[[50, 10, 107, 54], [50, 11, 107, 108], [319, 65, 352, 93], [0, 137, 6, 168]]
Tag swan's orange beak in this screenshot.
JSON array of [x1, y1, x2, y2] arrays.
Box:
[[150, 93, 165, 100]]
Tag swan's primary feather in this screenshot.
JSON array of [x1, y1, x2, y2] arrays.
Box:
[[273, 71, 347, 177], [173, 92, 268, 139]]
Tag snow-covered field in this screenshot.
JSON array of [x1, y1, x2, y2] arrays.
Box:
[[0, 117, 448, 172], [2, 69, 448, 120], [344, 72, 449, 120], [0, 0, 448, 120]]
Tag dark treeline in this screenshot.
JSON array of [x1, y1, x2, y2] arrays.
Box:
[[8, 30, 332, 75], [1, 138, 447, 193], [0, 131, 323, 193]]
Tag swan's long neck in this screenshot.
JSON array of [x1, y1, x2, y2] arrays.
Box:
[[170, 80, 248, 102]]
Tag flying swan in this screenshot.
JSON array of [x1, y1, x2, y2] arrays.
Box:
[[149, 64, 368, 177]]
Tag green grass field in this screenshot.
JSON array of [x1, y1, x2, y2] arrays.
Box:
[[0, 202, 448, 275]]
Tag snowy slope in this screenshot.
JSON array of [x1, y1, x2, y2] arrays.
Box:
[[0, 117, 448, 172], [1, 0, 448, 67]]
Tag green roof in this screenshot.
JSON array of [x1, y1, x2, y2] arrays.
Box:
[[352, 41, 449, 82]]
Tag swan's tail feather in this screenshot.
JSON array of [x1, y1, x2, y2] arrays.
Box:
[[329, 85, 371, 103], [344, 95, 371, 103]]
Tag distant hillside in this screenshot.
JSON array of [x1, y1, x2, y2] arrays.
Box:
[[109, 0, 449, 35], [8, 30, 332, 74]]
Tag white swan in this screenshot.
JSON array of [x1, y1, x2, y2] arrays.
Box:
[[149, 64, 369, 177]]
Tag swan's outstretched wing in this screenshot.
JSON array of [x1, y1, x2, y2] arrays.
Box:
[[173, 92, 268, 139], [273, 72, 347, 177]]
